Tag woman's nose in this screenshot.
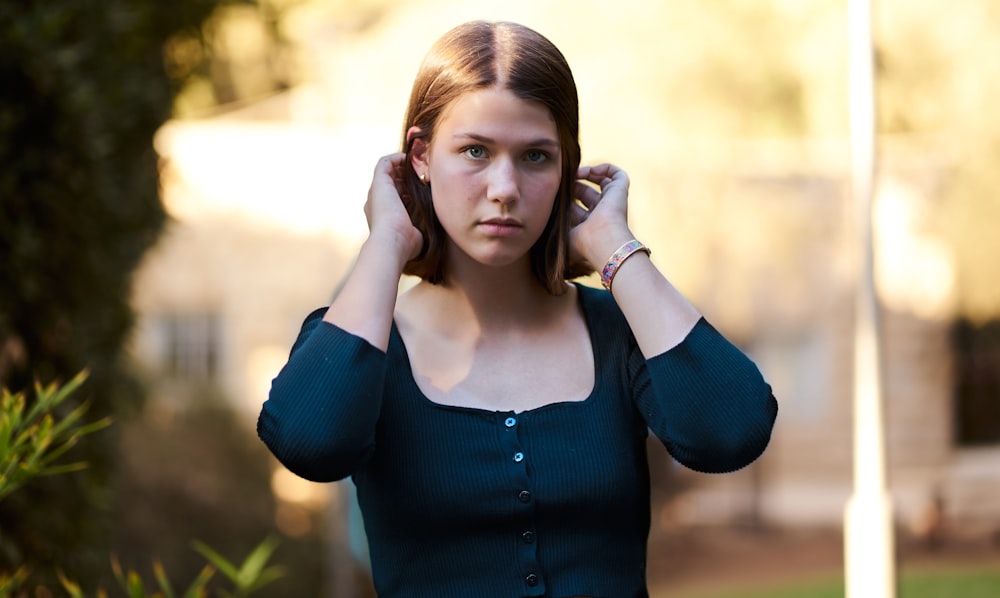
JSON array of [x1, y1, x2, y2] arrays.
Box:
[[487, 158, 519, 206]]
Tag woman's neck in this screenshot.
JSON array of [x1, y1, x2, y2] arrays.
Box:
[[403, 256, 567, 334]]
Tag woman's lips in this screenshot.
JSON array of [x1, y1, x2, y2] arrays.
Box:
[[478, 218, 523, 236]]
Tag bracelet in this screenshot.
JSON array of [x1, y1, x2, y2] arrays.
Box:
[[600, 239, 651, 291]]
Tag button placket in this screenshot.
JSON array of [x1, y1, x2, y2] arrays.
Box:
[[497, 412, 544, 596]]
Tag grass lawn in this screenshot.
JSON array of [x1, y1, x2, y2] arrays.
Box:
[[663, 565, 1000, 598]]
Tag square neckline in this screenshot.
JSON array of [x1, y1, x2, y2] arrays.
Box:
[[388, 283, 604, 415]]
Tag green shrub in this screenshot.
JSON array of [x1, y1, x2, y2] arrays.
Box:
[[0, 374, 286, 597], [0, 371, 110, 502]]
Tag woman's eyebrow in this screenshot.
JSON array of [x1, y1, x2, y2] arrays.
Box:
[[453, 132, 559, 148]]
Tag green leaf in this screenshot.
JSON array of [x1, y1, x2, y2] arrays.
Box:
[[111, 555, 128, 589], [182, 565, 215, 598], [246, 565, 288, 594], [25, 371, 87, 424], [39, 416, 112, 466], [73, 415, 113, 437], [191, 540, 240, 582], [38, 462, 90, 477], [20, 373, 85, 433], [128, 570, 146, 598], [192, 537, 286, 596], [236, 536, 281, 589], [11, 422, 41, 454], [0, 566, 31, 594], [154, 560, 176, 598], [35, 437, 83, 468], [38, 419, 112, 469], [0, 370, 109, 504], [48, 400, 91, 437], [58, 570, 86, 598]]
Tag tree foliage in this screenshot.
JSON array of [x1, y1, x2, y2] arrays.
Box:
[[0, 0, 238, 587]]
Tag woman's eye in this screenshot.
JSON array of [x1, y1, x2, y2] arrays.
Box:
[[463, 145, 486, 159], [525, 150, 549, 163]]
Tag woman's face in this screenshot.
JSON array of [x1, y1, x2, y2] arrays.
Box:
[[417, 87, 562, 272]]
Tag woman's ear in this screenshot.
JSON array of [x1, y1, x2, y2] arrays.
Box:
[[407, 126, 430, 181]]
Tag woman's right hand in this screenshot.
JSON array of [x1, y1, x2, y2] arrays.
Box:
[[364, 153, 424, 265], [324, 153, 422, 349]]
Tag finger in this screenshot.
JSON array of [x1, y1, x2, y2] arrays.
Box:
[[579, 163, 626, 184], [602, 164, 629, 190], [596, 168, 630, 197], [371, 153, 410, 198], [578, 162, 611, 178], [569, 200, 589, 226], [576, 166, 610, 193], [375, 153, 405, 177], [574, 180, 602, 210], [577, 165, 601, 184]]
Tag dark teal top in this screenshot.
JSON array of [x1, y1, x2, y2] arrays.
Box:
[[258, 284, 777, 598]]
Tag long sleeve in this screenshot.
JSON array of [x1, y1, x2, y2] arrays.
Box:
[[257, 310, 387, 482], [632, 317, 778, 474]]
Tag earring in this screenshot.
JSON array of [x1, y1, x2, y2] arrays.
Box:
[[419, 172, 427, 183]]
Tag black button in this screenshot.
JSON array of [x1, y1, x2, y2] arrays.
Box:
[[518, 490, 531, 503], [525, 573, 539, 587], [521, 531, 535, 544]]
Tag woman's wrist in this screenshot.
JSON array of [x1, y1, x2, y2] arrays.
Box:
[[578, 221, 635, 270], [365, 228, 421, 272], [600, 239, 651, 291]]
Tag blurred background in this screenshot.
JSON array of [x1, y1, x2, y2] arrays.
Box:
[[2, 0, 1000, 596]]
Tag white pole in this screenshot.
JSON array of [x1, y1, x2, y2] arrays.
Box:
[[844, 0, 897, 597]]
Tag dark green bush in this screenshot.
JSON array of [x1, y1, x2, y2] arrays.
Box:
[[0, 0, 237, 587]]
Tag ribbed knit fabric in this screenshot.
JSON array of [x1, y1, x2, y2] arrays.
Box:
[[258, 284, 778, 598]]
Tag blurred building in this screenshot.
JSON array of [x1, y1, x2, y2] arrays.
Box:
[[128, 3, 1000, 589], [654, 142, 1000, 544], [132, 100, 1000, 544]]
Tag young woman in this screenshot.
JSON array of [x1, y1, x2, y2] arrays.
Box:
[[258, 20, 778, 598]]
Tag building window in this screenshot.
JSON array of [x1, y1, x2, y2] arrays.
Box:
[[952, 318, 1000, 446], [160, 312, 221, 382]]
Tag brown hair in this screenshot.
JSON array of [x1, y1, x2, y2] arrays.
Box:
[[400, 21, 591, 294]]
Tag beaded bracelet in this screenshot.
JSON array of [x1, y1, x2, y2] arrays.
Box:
[[600, 239, 651, 291]]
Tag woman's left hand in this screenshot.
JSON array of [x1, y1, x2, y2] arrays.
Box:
[[570, 163, 636, 270]]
